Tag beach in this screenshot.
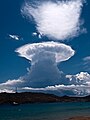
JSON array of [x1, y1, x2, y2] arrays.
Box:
[[67, 116, 90, 120]]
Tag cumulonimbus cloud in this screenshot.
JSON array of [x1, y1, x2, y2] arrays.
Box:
[[15, 41, 75, 88], [21, 0, 85, 40]]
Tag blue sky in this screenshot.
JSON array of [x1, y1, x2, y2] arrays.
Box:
[[0, 0, 90, 96]]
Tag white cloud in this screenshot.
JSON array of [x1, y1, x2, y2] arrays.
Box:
[[21, 0, 85, 40], [66, 72, 90, 85], [16, 41, 75, 63], [38, 34, 42, 39], [22, 84, 88, 91], [9, 34, 21, 41], [22, 83, 90, 96], [0, 79, 24, 93], [0, 89, 14, 93], [0, 79, 23, 87], [32, 32, 37, 36], [32, 32, 42, 39], [75, 72, 90, 81]]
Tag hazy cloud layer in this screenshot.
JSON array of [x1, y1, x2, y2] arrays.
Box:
[[21, 0, 85, 40], [83, 56, 90, 72], [83, 56, 90, 65], [83, 56, 90, 61]]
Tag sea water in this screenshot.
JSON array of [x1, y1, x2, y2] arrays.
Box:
[[0, 102, 90, 120]]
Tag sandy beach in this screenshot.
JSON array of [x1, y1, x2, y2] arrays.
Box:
[[66, 116, 90, 120]]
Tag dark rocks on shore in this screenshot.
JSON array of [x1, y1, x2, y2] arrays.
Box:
[[0, 92, 90, 104]]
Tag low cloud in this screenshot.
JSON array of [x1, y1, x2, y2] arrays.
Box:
[[21, 0, 85, 40], [22, 84, 90, 96], [0, 70, 90, 96], [66, 72, 90, 85], [21, 72, 90, 96], [0, 89, 14, 93], [0, 79, 23, 87]]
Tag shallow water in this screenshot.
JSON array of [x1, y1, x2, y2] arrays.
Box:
[[0, 102, 90, 120]]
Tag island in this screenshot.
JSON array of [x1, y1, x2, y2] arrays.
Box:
[[0, 92, 90, 104]]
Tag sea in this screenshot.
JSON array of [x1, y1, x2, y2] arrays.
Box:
[[0, 102, 90, 120]]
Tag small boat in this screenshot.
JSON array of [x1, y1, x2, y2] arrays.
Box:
[[12, 102, 19, 106]]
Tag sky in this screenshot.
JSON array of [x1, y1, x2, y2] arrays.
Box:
[[0, 0, 90, 96]]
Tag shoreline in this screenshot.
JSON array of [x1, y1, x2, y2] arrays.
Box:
[[66, 116, 90, 120]]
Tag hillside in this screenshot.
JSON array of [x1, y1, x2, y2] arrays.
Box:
[[0, 92, 90, 104]]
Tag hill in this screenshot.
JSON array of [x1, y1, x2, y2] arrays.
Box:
[[0, 92, 90, 104]]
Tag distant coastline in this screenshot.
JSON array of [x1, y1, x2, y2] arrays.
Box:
[[0, 92, 90, 104]]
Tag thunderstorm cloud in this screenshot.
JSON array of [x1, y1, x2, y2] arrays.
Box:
[[15, 41, 75, 88]]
